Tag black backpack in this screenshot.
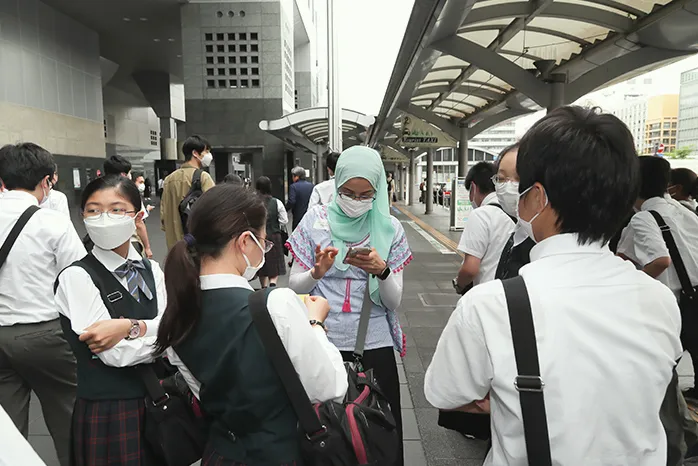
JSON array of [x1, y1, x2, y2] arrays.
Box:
[[249, 288, 399, 466], [178, 169, 203, 234]]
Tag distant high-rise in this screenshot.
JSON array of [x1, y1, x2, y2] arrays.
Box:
[[612, 99, 647, 153], [678, 68, 698, 157], [643, 95, 679, 155], [470, 121, 517, 156]]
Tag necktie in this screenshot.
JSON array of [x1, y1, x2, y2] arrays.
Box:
[[114, 260, 153, 302], [495, 233, 516, 281]]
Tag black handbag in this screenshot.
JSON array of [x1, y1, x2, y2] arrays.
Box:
[[249, 287, 399, 465]]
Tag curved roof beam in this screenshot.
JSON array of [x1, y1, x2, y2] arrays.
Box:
[[421, 76, 511, 93], [457, 24, 592, 47], [437, 98, 478, 110], [412, 84, 503, 102], [431, 36, 550, 106], [401, 103, 459, 138], [462, 3, 634, 33]]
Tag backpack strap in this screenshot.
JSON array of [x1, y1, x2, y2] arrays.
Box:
[[190, 169, 202, 192], [487, 203, 516, 223], [502, 276, 552, 466], [248, 290, 326, 439], [352, 285, 373, 363], [0, 205, 40, 270], [648, 210, 694, 296]]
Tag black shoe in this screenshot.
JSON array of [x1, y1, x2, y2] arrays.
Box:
[[684, 387, 698, 402], [269, 283, 277, 288]]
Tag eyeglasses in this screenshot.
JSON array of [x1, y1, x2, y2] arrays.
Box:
[[260, 238, 274, 253], [491, 175, 516, 184], [338, 191, 375, 203], [83, 208, 137, 220]]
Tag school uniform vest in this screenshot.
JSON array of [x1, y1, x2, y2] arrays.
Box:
[[266, 196, 282, 235], [174, 287, 301, 464], [58, 253, 158, 400]]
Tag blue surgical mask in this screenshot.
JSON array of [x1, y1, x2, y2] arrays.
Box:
[[517, 185, 548, 243]]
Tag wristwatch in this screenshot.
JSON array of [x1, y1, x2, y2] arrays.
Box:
[[124, 318, 141, 340], [374, 265, 391, 281], [309, 320, 327, 333], [452, 278, 473, 296]]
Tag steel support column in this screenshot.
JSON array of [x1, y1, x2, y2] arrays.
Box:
[[327, 0, 342, 152], [458, 124, 468, 178], [426, 148, 434, 215], [408, 152, 416, 206], [316, 145, 324, 183], [160, 118, 178, 161], [547, 74, 566, 113]]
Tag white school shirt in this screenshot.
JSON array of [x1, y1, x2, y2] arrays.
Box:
[[0, 404, 46, 466], [167, 274, 348, 403], [43, 189, 70, 217], [0, 190, 86, 326], [308, 178, 336, 208], [54, 245, 166, 367], [457, 192, 516, 285], [618, 196, 698, 295], [425, 233, 682, 466], [273, 198, 289, 225]]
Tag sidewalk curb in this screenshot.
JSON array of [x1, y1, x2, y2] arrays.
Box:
[[394, 204, 464, 258]]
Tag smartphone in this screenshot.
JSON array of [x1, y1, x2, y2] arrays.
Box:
[[343, 247, 372, 263]]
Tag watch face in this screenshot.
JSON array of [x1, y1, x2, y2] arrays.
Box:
[[128, 323, 140, 339]]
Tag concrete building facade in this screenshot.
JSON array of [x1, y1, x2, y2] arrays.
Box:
[[644, 94, 679, 155], [469, 121, 516, 156], [678, 68, 698, 157], [612, 99, 648, 153]]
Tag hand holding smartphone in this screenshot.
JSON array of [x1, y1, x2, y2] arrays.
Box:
[[343, 246, 372, 263]]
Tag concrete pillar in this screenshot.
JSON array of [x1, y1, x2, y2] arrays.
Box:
[[426, 148, 434, 214], [458, 123, 468, 178], [547, 74, 566, 113], [160, 118, 178, 161], [408, 152, 415, 206], [316, 145, 324, 183]]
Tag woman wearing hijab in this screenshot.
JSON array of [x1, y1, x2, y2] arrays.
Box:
[[286, 145, 412, 466]]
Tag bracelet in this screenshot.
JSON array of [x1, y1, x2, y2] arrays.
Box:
[[309, 319, 327, 333]]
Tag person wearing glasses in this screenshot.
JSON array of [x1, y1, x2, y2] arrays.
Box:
[[286, 146, 413, 466], [155, 184, 347, 465], [452, 160, 517, 295], [54, 175, 167, 465]]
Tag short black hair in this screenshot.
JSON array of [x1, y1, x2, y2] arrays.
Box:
[[132, 171, 145, 181], [182, 135, 211, 161], [671, 167, 698, 198], [326, 152, 340, 173], [0, 142, 55, 190], [638, 156, 671, 200], [517, 106, 639, 245], [103, 155, 132, 176], [81, 174, 141, 212], [224, 173, 243, 185], [465, 162, 495, 194], [256, 176, 272, 195]]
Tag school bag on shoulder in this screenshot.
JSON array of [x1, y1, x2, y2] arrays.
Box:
[[0, 206, 39, 270], [179, 168, 203, 234], [249, 287, 399, 466]]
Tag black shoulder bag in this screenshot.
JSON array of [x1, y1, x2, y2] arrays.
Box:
[[178, 169, 203, 234], [249, 287, 399, 465], [649, 210, 698, 341], [0, 206, 40, 269], [61, 254, 206, 466]]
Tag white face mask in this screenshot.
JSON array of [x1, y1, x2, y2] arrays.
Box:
[[137, 183, 145, 194], [336, 195, 373, 218], [196, 152, 213, 168], [496, 180, 520, 217], [242, 232, 265, 281], [84, 214, 136, 250], [517, 185, 548, 243], [39, 179, 52, 206]]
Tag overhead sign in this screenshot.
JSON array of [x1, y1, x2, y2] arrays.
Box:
[[400, 113, 457, 148], [380, 145, 409, 163]]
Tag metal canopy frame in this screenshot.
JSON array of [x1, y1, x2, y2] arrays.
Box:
[[369, 0, 698, 147]]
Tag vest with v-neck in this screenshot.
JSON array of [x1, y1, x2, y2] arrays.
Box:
[[57, 253, 158, 400]]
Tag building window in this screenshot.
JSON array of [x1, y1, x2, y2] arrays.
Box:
[[203, 30, 261, 89], [103, 120, 108, 138], [150, 130, 158, 146]]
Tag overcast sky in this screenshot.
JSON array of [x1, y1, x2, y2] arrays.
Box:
[[337, 0, 414, 116]]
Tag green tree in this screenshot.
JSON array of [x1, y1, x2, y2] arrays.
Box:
[[666, 146, 693, 159]]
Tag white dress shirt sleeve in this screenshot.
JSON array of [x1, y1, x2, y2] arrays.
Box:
[[424, 292, 493, 409], [377, 269, 403, 311], [629, 213, 670, 266], [55, 266, 163, 368], [276, 199, 288, 225], [166, 348, 201, 399], [55, 222, 88, 271], [308, 187, 320, 209], [144, 260, 167, 337], [267, 288, 348, 403], [0, 405, 46, 466], [457, 209, 489, 259], [50, 190, 70, 217], [288, 260, 319, 293]]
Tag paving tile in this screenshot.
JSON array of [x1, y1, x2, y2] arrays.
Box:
[[410, 327, 446, 350], [414, 408, 489, 461], [402, 408, 421, 440], [402, 350, 425, 374], [29, 435, 59, 466], [405, 310, 453, 328], [401, 384, 414, 409], [398, 363, 408, 385], [404, 440, 428, 466]]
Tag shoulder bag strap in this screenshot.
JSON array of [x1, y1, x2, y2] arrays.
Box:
[[248, 290, 326, 437], [649, 210, 694, 295], [502, 276, 552, 466], [488, 203, 516, 223], [352, 284, 373, 362], [0, 205, 40, 269]]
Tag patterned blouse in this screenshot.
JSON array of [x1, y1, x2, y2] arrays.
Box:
[[286, 205, 413, 355]]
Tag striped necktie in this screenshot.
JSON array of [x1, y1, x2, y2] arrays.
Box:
[[114, 260, 153, 302]]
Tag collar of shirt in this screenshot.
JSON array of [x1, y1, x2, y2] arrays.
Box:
[[92, 245, 143, 272], [480, 192, 498, 207], [200, 274, 254, 291], [641, 196, 670, 211], [1, 190, 39, 206], [529, 233, 607, 262]]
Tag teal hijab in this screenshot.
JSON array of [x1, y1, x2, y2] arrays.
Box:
[[328, 146, 395, 306]]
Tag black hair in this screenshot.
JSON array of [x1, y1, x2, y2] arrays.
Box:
[[517, 106, 639, 245], [0, 142, 55, 191], [493, 142, 519, 172], [256, 176, 272, 195], [155, 184, 266, 354], [326, 152, 340, 173], [670, 167, 698, 199], [465, 161, 495, 194], [182, 135, 211, 161], [131, 171, 145, 182], [638, 156, 671, 200], [80, 174, 142, 212], [103, 155, 132, 176], [224, 173, 243, 185]]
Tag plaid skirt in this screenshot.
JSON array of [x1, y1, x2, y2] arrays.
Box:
[[72, 398, 165, 466], [202, 443, 300, 466]]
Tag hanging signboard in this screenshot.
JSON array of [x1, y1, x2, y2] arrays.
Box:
[[379, 145, 409, 163], [72, 168, 81, 189], [450, 177, 472, 231], [399, 113, 457, 148]]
